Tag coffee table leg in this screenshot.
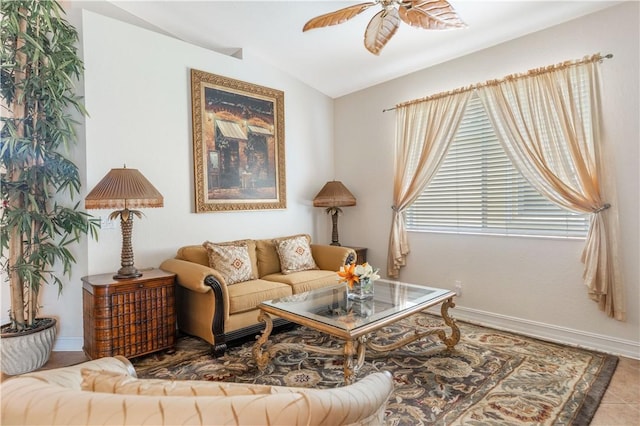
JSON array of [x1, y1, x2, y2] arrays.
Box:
[[254, 310, 353, 381], [365, 297, 460, 354], [253, 310, 274, 371], [342, 337, 368, 385], [438, 297, 461, 350], [343, 339, 356, 384]]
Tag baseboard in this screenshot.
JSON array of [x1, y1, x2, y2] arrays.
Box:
[[426, 304, 640, 360]]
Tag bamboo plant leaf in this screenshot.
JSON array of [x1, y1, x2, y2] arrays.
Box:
[[0, 0, 96, 330]]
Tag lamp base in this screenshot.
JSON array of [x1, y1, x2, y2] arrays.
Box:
[[331, 211, 341, 246], [113, 266, 143, 280], [113, 210, 143, 280]]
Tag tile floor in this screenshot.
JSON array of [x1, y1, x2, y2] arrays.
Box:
[[591, 356, 640, 425], [2, 352, 639, 424]]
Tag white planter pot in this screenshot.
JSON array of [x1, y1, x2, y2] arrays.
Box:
[[1, 318, 57, 375]]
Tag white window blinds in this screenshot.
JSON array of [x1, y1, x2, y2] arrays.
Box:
[[405, 93, 589, 238]]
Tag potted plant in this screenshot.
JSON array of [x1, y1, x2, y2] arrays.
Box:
[[0, 0, 99, 375]]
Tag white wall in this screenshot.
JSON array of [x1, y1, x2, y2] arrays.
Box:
[[335, 2, 639, 358], [81, 10, 336, 268], [11, 9, 336, 350]]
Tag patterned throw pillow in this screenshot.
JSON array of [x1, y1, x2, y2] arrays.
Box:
[[81, 369, 272, 396], [203, 241, 254, 285], [274, 235, 318, 274]]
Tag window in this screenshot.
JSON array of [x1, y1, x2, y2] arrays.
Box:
[[406, 94, 589, 238]]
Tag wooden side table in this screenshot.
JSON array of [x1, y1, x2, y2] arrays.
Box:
[[346, 246, 367, 264], [82, 268, 176, 359]]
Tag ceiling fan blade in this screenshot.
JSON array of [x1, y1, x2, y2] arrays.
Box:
[[303, 2, 376, 32], [399, 0, 466, 30], [364, 8, 400, 55]]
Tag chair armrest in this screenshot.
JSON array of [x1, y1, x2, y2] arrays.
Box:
[[310, 245, 356, 270]]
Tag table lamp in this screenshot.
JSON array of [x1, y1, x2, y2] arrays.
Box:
[[85, 166, 163, 279], [313, 181, 356, 246]]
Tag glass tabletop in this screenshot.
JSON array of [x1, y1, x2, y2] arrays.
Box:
[[260, 280, 454, 332]]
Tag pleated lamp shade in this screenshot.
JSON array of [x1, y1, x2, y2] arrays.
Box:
[[85, 167, 163, 210], [313, 181, 356, 207]]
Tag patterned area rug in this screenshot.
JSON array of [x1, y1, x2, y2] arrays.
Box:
[[132, 313, 617, 425]]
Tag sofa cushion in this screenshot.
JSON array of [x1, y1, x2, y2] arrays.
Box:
[[273, 235, 318, 274], [203, 241, 255, 285], [255, 239, 282, 277], [256, 234, 313, 277], [81, 369, 272, 396], [262, 270, 340, 294], [178, 240, 259, 277], [226, 279, 292, 314]]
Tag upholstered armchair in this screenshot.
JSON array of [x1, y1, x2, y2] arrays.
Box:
[[1, 356, 393, 425]]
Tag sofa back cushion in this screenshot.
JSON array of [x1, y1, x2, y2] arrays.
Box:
[[81, 369, 273, 396], [255, 239, 281, 277], [177, 240, 259, 279], [256, 234, 313, 277]]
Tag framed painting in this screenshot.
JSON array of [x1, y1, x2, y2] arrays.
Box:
[[191, 69, 286, 212]]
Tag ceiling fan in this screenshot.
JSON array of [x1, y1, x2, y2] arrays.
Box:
[[303, 0, 467, 55]]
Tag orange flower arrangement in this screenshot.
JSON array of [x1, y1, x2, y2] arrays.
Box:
[[337, 262, 380, 289], [338, 263, 359, 288]]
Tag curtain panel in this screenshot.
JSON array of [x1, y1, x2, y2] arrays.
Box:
[[476, 58, 624, 320], [387, 91, 471, 278]]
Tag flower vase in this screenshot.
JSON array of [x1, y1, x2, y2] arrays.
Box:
[[348, 298, 374, 318], [347, 278, 375, 300]]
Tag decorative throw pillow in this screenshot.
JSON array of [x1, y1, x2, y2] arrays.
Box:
[[203, 241, 254, 285], [274, 235, 318, 274], [81, 369, 272, 396]]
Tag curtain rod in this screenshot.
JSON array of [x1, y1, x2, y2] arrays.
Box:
[[382, 53, 613, 113]]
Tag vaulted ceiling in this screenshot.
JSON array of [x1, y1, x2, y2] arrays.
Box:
[[86, 1, 620, 98]]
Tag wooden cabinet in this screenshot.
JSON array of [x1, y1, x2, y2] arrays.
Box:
[[82, 269, 176, 359], [346, 246, 367, 264]]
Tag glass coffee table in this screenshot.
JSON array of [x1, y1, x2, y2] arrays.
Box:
[[253, 280, 459, 384]]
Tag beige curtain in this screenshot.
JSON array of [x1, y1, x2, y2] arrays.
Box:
[[477, 57, 624, 320], [387, 90, 471, 278]]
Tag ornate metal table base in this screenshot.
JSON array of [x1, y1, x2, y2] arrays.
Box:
[[252, 297, 460, 384]]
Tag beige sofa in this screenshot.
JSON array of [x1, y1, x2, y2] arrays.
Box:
[[160, 234, 355, 355], [0, 356, 393, 425]]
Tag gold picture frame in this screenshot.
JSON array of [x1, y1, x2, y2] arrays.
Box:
[[191, 69, 286, 212]]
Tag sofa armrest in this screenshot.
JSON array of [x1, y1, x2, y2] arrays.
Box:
[[20, 356, 136, 390], [160, 258, 228, 295], [310, 244, 356, 271], [160, 258, 231, 351]]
